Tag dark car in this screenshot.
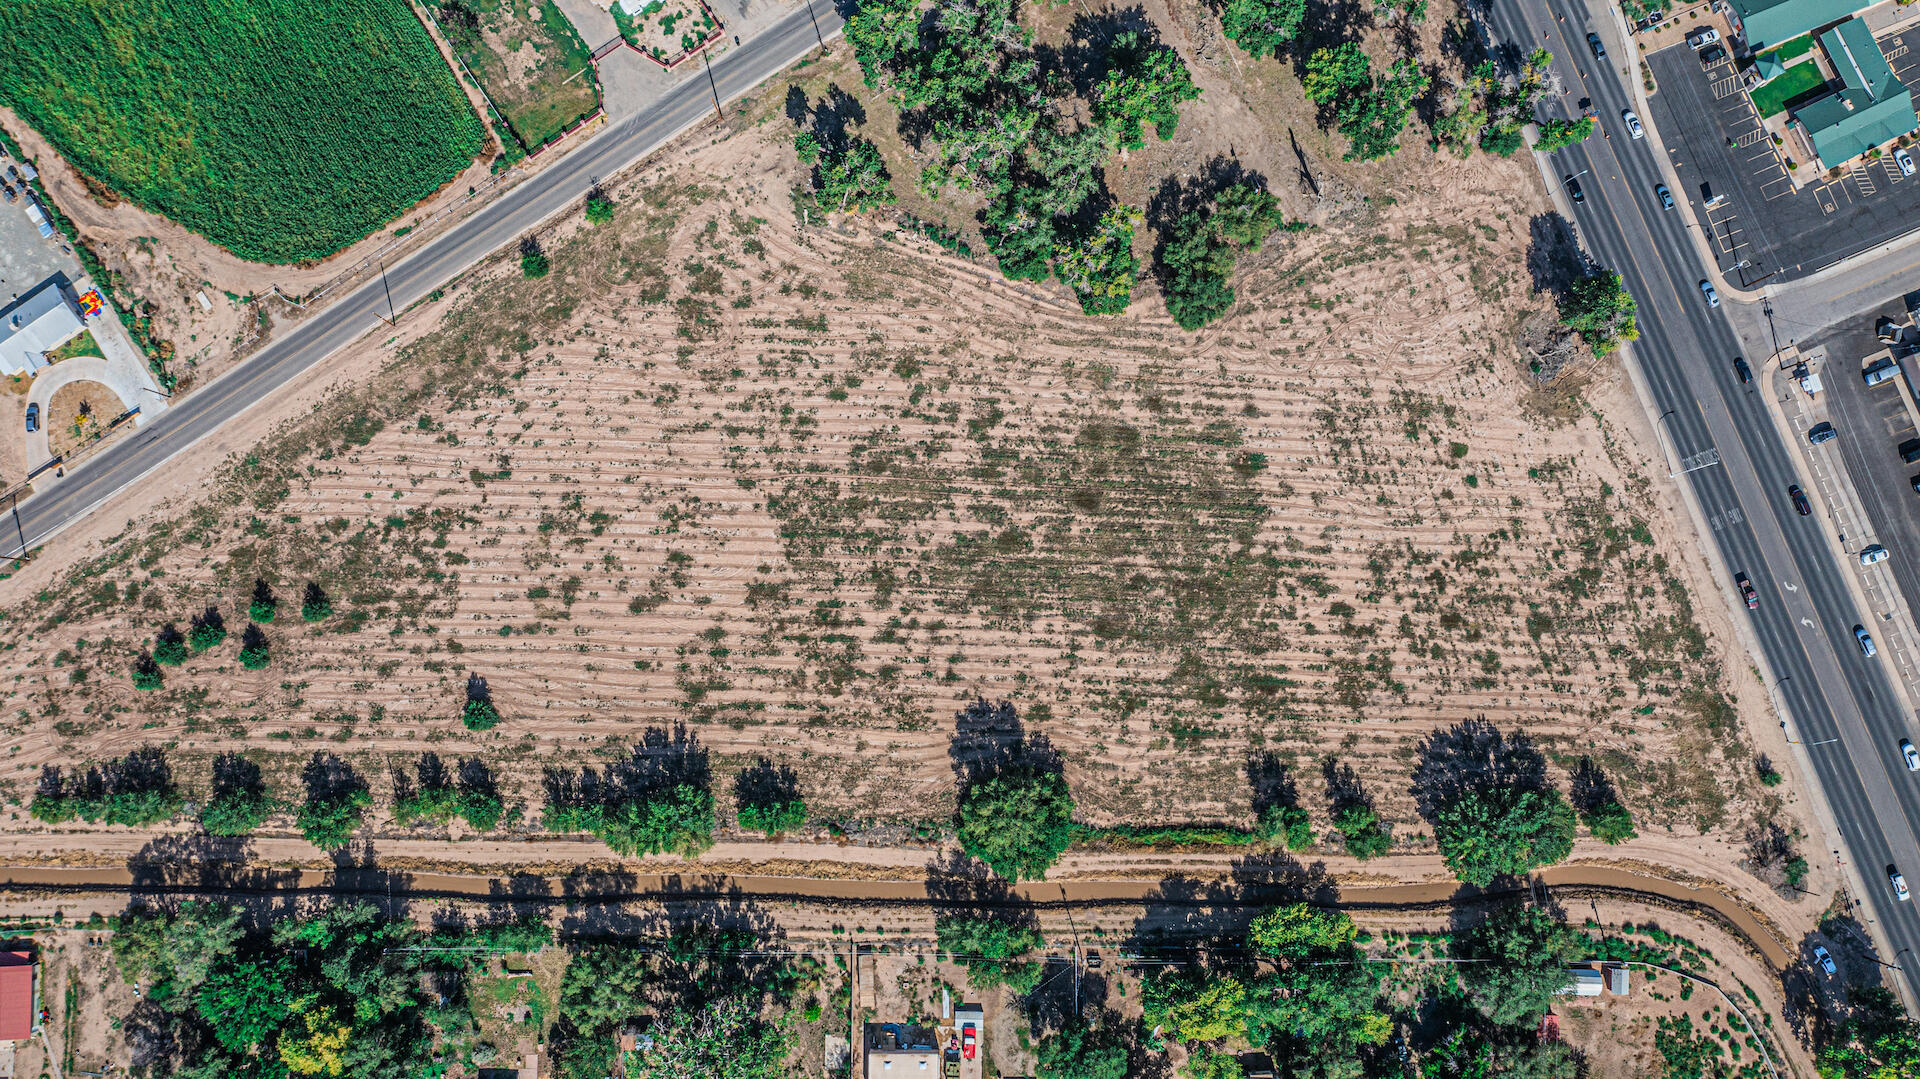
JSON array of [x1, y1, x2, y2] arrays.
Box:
[[23, 403, 37, 434], [1733, 356, 1752, 384], [1700, 43, 1728, 66], [1588, 31, 1606, 59], [1809, 422, 1838, 445], [1736, 572, 1758, 610], [1903, 439, 1920, 464], [1789, 484, 1811, 515], [1911, 474, 1920, 494], [1566, 176, 1585, 204]]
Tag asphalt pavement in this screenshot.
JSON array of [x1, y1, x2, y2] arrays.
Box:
[[1480, 0, 1920, 994], [0, 0, 844, 560]]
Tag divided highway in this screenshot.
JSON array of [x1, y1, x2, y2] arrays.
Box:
[[0, 0, 844, 562], [1481, 0, 1920, 991]]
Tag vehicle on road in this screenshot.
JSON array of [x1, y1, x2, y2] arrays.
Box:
[[1857, 625, 1878, 658], [23, 404, 36, 434], [1904, 739, 1920, 771], [1814, 944, 1837, 974], [1899, 148, 1916, 178], [1733, 356, 1751, 383], [1686, 26, 1720, 48], [1892, 866, 1911, 901], [961, 1023, 977, 1061], [1866, 360, 1902, 386], [1737, 572, 1758, 609], [1622, 109, 1644, 139], [1862, 544, 1890, 566], [1790, 484, 1811, 515], [1657, 183, 1675, 210], [1588, 31, 1606, 59], [1699, 42, 1728, 66], [1566, 176, 1585, 204], [1808, 422, 1838, 445], [1699, 280, 1720, 308]]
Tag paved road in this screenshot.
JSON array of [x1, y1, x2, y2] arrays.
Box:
[[1481, 0, 1920, 994], [0, 0, 844, 560]]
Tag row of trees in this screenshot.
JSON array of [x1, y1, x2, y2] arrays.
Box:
[[131, 580, 333, 687]]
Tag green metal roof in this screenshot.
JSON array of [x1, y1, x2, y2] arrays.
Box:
[[1796, 18, 1917, 165], [1731, 0, 1862, 51]]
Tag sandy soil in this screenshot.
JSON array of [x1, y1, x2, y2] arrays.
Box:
[[45, 379, 113, 458]]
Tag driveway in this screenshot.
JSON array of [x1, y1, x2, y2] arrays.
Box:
[[24, 355, 135, 469]]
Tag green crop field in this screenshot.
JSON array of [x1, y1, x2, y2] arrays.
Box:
[[438, 0, 599, 150], [0, 0, 486, 264]]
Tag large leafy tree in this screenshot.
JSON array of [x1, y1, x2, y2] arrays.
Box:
[[1157, 181, 1288, 331], [1057, 207, 1141, 315], [1037, 1019, 1129, 1079], [1143, 968, 1247, 1043], [1454, 903, 1582, 1027], [1303, 44, 1428, 160], [200, 752, 274, 837], [1220, 0, 1306, 58], [956, 763, 1076, 880], [1245, 905, 1390, 1057], [1819, 987, 1920, 1079], [935, 911, 1045, 993], [623, 996, 787, 1079], [1560, 269, 1640, 355], [1092, 32, 1200, 150], [111, 901, 245, 1008], [795, 130, 897, 213], [1432, 786, 1576, 886]]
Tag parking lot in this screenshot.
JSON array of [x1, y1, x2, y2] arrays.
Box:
[[0, 151, 79, 309], [1645, 25, 1920, 283]]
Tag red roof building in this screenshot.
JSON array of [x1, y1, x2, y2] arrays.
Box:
[[0, 951, 33, 1041]]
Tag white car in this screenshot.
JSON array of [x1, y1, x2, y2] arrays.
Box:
[[1687, 27, 1720, 48], [1903, 739, 1920, 771], [1700, 280, 1720, 308], [1893, 866, 1912, 901], [1862, 544, 1890, 566], [1813, 944, 1837, 974], [1858, 625, 1878, 657], [1898, 149, 1916, 178], [1622, 109, 1645, 139]]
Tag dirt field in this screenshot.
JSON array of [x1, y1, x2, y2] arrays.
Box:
[[45, 379, 115, 458], [437, 0, 601, 148], [0, 10, 1825, 936]]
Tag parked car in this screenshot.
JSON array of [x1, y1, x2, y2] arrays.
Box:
[[1588, 31, 1606, 59], [1657, 183, 1675, 210], [1904, 739, 1920, 771], [1733, 356, 1752, 383], [1892, 865, 1911, 901], [1736, 572, 1758, 609], [1622, 109, 1645, 139], [1700, 43, 1728, 66], [1814, 944, 1838, 974], [1862, 544, 1890, 566], [23, 403, 37, 434], [1899, 148, 1916, 177], [1686, 26, 1720, 48], [1903, 439, 1920, 464], [961, 1023, 977, 1061], [1790, 484, 1811, 515], [1808, 422, 1838, 445], [1566, 176, 1585, 204], [1700, 280, 1720, 308], [1857, 625, 1878, 658], [1866, 359, 1902, 386]]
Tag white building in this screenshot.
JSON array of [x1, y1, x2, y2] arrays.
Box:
[[0, 277, 83, 376]]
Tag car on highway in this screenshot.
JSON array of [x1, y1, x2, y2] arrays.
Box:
[[1790, 484, 1811, 515], [1862, 544, 1890, 566], [1904, 739, 1920, 771], [1656, 183, 1675, 210], [23, 403, 36, 434], [1622, 109, 1644, 139], [1733, 356, 1752, 383], [1892, 865, 1911, 901], [1814, 943, 1837, 974], [1808, 422, 1838, 445], [1686, 26, 1720, 48], [1588, 32, 1606, 59], [1899, 148, 1916, 178], [1736, 572, 1758, 609], [1699, 280, 1720, 308], [1857, 625, 1878, 657], [1566, 176, 1585, 204]]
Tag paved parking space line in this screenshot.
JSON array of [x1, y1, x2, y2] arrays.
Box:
[[1761, 175, 1796, 200], [1816, 185, 1841, 213], [1854, 162, 1880, 197], [1735, 128, 1770, 148], [1713, 74, 1743, 97], [1886, 41, 1909, 62]]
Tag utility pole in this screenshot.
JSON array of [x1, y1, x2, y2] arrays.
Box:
[[377, 257, 398, 326], [803, 0, 826, 52], [8, 489, 27, 564], [702, 52, 724, 124]]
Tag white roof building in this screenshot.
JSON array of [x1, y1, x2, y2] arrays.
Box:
[[0, 278, 82, 376]]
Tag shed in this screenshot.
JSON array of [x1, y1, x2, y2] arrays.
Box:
[[1606, 965, 1631, 995], [1559, 968, 1604, 996], [0, 951, 32, 1041]]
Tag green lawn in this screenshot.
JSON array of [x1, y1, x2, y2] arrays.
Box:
[[1756, 32, 1817, 66], [0, 0, 485, 264], [1750, 61, 1828, 117]]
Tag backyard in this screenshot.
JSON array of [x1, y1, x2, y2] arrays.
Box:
[[435, 0, 600, 150], [1750, 59, 1827, 117]]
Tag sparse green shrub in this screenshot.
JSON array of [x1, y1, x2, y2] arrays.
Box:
[[248, 578, 277, 623], [585, 192, 614, 224], [189, 608, 227, 652], [152, 625, 188, 666], [300, 581, 332, 623], [131, 652, 164, 690], [238, 624, 271, 669]]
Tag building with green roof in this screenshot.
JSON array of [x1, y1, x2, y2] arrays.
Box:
[[1729, 0, 1861, 51], [1792, 18, 1917, 168]]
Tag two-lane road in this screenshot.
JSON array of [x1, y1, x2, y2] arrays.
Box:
[[1482, 0, 1920, 992], [0, 1, 845, 562]]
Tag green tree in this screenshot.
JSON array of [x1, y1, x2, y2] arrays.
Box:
[[935, 911, 1044, 994], [110, 900, 246, 1006], [1303, 45, 1428, 160], [795, 130, 897, 213], [1143, 968, 1247, 1043], [189, 609, 227, 652], [1212, 183, 1287, 249], [734, 757, 806, 837], [956, 763, 1075, 880], [981, 181, 1061, 283], [1159, 211, 1236, 330], [549, 783, 715, 857], [249, 579, 278, 623], [463, 697, 502, 730], [1455, 903, 1582, 1027], [1057, 207, 1141, 316], [522, 249, 551, 278], [238, 623, 271, 670], [1183, 1048, 1244, 1079], [1220, 0, 1306, 58], [153, 625, 189, 666], [1093, 32, 1200, 149], [300, 582, 332, 623], [298, 788, 370, 851], [1819, 987, 1920, 1079], [1245, 905, 1391, 1055], [1248, 903, 1357, 958], [1432, 786, 1576, 886], [623, 996, 787, 1079], [1581, 799, 1636, 844], [842, 0, 922, 88], [1302, 43, 1371, 105], [1255, 803, 1313, 850], [197, 956, 294, 1052], [131, 651, 164, 690], [1373, 0, 1427, 24], [585, 192, 614, 224], [1560, 269, 1639, 355], [1332, 803, 1391, 858], [201, 753, 274, 837], [1533, 116, 1594, 152], [1036, 1019, 1129, 1079]]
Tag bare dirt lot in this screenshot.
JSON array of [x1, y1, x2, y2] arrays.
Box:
[[0, 29, 1827, 939]]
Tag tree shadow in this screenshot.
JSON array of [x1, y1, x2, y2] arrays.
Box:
[[1321, 756, 1372, 814], [126, 833, 261, 895], [122, 999, 178, 1072], [949, 698, 1059, 787], [1567, 757, 1619, 816], [1245, 751, 1299, 817], [1042, 7, 1156, 98], [1409, 716, 1550, 825], [1289, 0, 1370, 80], [545, 724, 711, 811], [1145, 156, 1273, 236], [303, 752, 365, 803], [735, 757, 801, 813], [459, 756, 499, 801], [1526, 212, 1586, 299]]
